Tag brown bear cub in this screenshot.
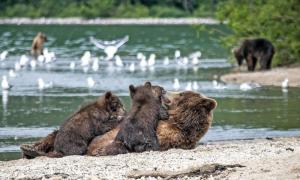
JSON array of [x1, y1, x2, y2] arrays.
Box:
[[107, 82, 168, 154], [21, 91, 125, 158], [87, 91, 217, 155], [233, 38, 275, 71], [31, 32, 47, 58]]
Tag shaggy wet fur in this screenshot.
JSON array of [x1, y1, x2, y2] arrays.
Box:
[[21, 92, 125, 158], [87, 91, 217, 155]]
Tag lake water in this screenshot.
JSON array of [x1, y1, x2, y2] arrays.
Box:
[[0, 25, 299, 161]]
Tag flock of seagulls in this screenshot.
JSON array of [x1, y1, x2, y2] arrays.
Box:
[[0, 35, 290, 94]]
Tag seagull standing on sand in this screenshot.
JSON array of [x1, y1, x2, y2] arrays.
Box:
[[281, 78, 289, 89], [2, 76, 12, 90], [173, 78, 180, 90], [90, 36, 129, 61]]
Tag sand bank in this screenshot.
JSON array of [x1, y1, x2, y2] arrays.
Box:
[[0, 137, 299, 179], [221, 67, 300, 87]]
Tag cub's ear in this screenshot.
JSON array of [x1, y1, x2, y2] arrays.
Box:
[[144, 81, 152, 89], [202, 98, 217, 111], [105, 91, 112, 101], [129, 85, 135, 97]]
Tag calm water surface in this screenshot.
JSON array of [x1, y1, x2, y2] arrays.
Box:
[[0, 25, 299, 161]]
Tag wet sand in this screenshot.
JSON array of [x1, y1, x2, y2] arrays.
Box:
[[0, 18, 219, 25], [0, 137, 299, 179], [221, 67, 300, 87]]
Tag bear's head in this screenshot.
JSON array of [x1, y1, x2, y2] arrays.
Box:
[[165, 91, 217, 136], [98, 91, 126, 121], [129, 82, 157, 104], [38, 32, 47, 42], [232, 47, 244, 66]]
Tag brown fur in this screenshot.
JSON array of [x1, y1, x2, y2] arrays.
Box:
[[31, 32, 47, 57], [87, 91, 217, 155], [108, 82, 166, 154], [20, 83, 169, 158]]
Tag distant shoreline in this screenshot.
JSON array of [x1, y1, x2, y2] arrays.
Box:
[[0, 17, 219, 25]]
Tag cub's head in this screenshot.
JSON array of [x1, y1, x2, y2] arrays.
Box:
[[129, 82, 156, 104], [98, 91, 126, 121]]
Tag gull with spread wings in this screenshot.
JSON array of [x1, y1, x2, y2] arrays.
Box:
[[90, 35, 129, 61]]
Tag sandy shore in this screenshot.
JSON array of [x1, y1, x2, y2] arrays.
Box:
[[0, 18, 219, 25], [221, 67, 300, 87], [0, 137, 299, 179]]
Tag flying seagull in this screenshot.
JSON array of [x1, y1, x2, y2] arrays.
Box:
[[90, 35, 129, 61]]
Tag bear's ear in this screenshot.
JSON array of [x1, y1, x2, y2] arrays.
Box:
[[129, 85, 135, 97], [105, 91, 112, 101], [144, 81, 152, 89], [202, 98, 217, 111]]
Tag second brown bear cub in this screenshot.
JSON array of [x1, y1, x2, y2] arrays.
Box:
[[115, 82, 168, 153]]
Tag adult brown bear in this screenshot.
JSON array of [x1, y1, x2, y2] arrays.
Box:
[[31, 32, 47, 58], [233, 38, 275, 71], [88, 91, 217, 155], [21, 92, 125, 158]]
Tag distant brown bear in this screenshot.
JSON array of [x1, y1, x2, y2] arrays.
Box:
[[21, 91, 125, 158], [31, 32, 47, 57], [233, 38, 275, 71], [88, 91, 217, 155]]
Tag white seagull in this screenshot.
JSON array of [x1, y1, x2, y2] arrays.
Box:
[[163, 57, 169, 66], [90, 35, 129, 61], [70, 61, 76, 71], [115, 55, 124, 67], [1, 76, 12, 90], [175, 50, 181, 59], [185, 81, 192, 91], [92, 58, 99, 71], [281, 78, 289, 89], [0, 50, 8, 61], [173, 78, 180, 90], [147, 53, 156, 67], [37, 78, 53, 91], [8, 69, 17, 78], [192, 81, 199, 90], [19, 55, 29, 67], [129, 62, 135, 72], [87, 77, 95, 88]]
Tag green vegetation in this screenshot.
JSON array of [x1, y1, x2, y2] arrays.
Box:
[[0, 0, 221, 18], [215, 0, 300, 66]]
